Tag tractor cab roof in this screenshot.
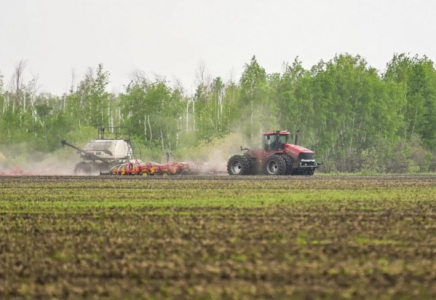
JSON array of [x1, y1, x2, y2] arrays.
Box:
[[262, 131, 290, 136]]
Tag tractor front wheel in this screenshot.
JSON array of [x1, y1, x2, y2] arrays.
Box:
[[263, 155, 286, 175], [227, 155, 250, 175], [282, 156, 293, 175]]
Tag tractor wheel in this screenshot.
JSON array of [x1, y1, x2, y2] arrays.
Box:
[[282, 156, 293, 175], [244, 154, 258, 175], [227, 155, 250, 175], [263, 155, 286, 175], [74, 162, 91, 175]]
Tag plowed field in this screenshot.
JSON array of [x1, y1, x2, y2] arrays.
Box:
[[1, 175, 436, 299]]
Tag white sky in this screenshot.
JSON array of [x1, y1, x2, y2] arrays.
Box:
[[1, 0, 435, 95]]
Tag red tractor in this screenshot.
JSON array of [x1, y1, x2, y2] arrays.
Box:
[[227, 130, 321, 176]]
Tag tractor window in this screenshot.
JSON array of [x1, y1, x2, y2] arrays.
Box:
[[264, 134, 289, 151], [264, 135, 276, 151], [273, 135, 287, 150], [278, 135, 288, 145], [264, 135, 288, 151]]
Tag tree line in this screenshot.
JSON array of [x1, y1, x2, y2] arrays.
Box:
[[1, 53, 436, 173]]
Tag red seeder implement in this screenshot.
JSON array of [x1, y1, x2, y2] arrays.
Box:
[[0, 167, 35, 176], [107, 161, 208, 176]]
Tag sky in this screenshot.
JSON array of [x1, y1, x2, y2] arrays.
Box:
[[1, 0, 435, 95]]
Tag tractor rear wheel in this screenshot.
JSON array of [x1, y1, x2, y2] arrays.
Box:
[[227, 155, 250, 175], [263, 155, 286, 175], [244, 154, 258, 175]]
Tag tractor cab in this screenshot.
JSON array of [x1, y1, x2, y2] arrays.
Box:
[[263, 131, 290, 151]]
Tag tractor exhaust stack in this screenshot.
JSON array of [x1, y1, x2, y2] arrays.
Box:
[[295, 129, 300, 145]]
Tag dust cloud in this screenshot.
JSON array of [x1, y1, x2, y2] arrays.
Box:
[[0, 147, 77, 176]]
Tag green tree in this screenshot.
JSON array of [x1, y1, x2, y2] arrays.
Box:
[[120, 78, 184, 150], [384, 54, 436, 148], [238, 56, 272, 141], [307, 54, 406, 171], [66, 64, 110, 128]]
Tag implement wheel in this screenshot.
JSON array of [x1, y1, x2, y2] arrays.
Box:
[[74, 162, 91, 175]]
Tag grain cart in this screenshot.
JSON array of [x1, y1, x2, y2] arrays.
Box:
[[227, 130, 321, 176], [61, 127, 135, 175]]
